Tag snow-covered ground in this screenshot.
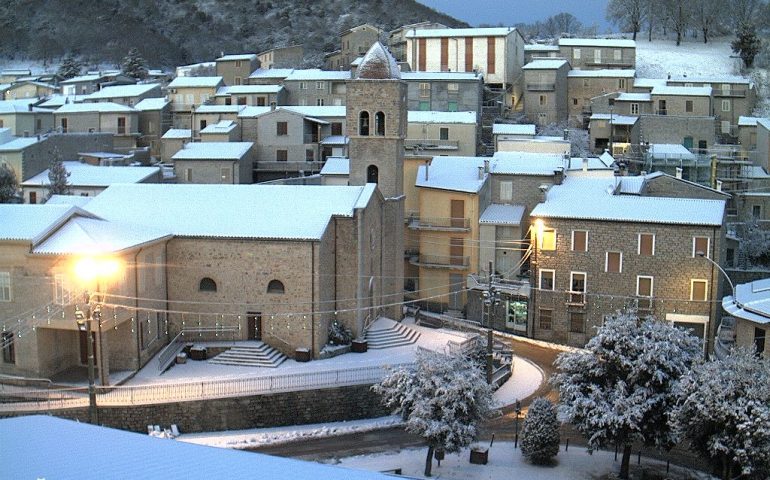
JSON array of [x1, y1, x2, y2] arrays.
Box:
[[327, 442, 714, 480], [635, 37, 741, 79]]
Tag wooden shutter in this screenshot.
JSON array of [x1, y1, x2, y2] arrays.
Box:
[[486, 37, 495, 74], [440, 38, 448, 71], [418, 38, 426, 71], [464, 37, 473, 71]]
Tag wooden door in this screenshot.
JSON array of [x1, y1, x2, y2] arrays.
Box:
[[247, 312, 262, 341], [450, 199, 464, 228]]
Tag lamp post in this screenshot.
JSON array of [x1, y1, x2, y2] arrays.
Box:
[[482, 261, 500, 385], [514, 399, 522, 448], [75, 304, 97, 424], [696, 251, 735, 298]]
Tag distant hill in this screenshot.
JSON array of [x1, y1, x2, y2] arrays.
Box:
[[0, 0, 466, 69]]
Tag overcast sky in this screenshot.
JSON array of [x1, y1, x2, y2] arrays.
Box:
[[416, 0, 613, 32]]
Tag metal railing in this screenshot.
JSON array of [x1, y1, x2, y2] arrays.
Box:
[[566, 290, 586, 306], [712, 88, 746, 97], [409, 216, 471, 230], [526, 83, 555, 92], [414, 254, 470, 268], [404, 139, 460, 150], [157, 327, 239, 372]]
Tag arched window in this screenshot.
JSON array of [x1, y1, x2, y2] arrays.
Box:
[[359, 111, 370, 136], [267, 279, 285, 294], [367, 165, 379, 184], [374, 111, 385, 136], [199, 277, 217, 292]]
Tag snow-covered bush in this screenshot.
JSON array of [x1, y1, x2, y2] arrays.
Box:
[[372, 348, 496, 477], [521, 397, 560, 465], [327, 319, 352, 345], [552, 308, 702, 479], [672, 348, 770, 480]]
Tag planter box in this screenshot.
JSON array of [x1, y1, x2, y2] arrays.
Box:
[[470, 447, 488, 465], [189, 346, 207, 361], [295, 348, 312, 362], [175, 353, 187, 364], [351, 339, 368, 353]]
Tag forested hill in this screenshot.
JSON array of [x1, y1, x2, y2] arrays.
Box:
[[0, 0, 466, 68]]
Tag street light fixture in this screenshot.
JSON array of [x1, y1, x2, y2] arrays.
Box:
[[696, 251, 735, 298], [75, 305, 97, 424]]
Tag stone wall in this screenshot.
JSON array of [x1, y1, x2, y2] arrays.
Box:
[[638, 115, 716, 148]]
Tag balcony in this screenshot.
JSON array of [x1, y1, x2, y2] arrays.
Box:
[[566, 290, 586, 306], [255, 161, 324, 172], [408, 216, 471, 232], [404, 246, 419, 258], [636, 296, 654, 316], [586, 59, 634, 68], [655, 109, 668, 116], [526, 83, 555, 92], [405, 139, 460, 151], [410, 254, 470, 270], [712, 88, 746, 98]]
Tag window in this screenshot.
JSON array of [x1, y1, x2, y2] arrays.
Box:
[[1, 332, 14, 364], [316, 98, 325, 106], [375, 111, 385, 136], [539, 269, 555, 291], [234, 76, 242, 85], [630, 103, 639, 115], [569, 312, 585, 333], [726, 248, 735, 267], [447, 100, 458, 112], [571, 230, 588, 252], [184, 168, 192, 182], [499, 181, 512, 202], [367, 164, 379, 184], [220, 167, 231, 183], [299, 82, 307, 90], [199, 277, 217, 292], [237, 96, 247, 105], [276, 149, 288, 162], [539, 95, 547, 106], [685, 100, 693, 113], [418, 101, 430, 111], [448, 82, 459, 92], [234, 60, 242, 67], [637, 276, 653, 297], [721, 99, 730, 112], [572, 98, 578, 106], [573, 48, 581, 60], [614, 49, 622, 61], [0, 272, 10, 301], [117, 116, 126, 134], [594, 49, 601, 63], [331, 122, 342, 136], [539, 309, 552, 330], [755, 327, 766, 355], [267, 279, 285, 294], [359, 111, 370, 135], [199, 119, 207, 131], [605, 251, 622, 273], [225, 97, 232, 105], [29, 191, 36, 204], [570, 272, 586, 293], [693, 236, 710, 258], [419, 83, 430, 98], [316, 81, 325, 89], [305, 149, 314, 162], [690, 279, 708, 301], [60, 117, 68, 133], [753, 205, 761, 219], [276, 121, 288, 136], [439, 127, 449, 141], [540, 228, 556, 251], [54, 274, 70, 305], [638, 233, 655, 256], [583, 78, 590, 87]]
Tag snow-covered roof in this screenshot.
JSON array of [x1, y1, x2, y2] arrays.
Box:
[[490, 152, 567, 176], [746, 165, 770, 179], [216, 53, 257, 61], [281, 106, 346, 118], [634, 78, 667, 89], [524, 44, 560, 52], [615, 92, 651, 102], [284, 70, 351, 81], [84, 184, 377, 241], [21, 162, 161, 187], [33, 216, 171, 255], [408, 111, 476, 124], [668, 75, 752, 85], [565, 157, 615, 170], [194, 104, 245, 114], [0, 416, 396, 480], [738, 116, 762, 127], [568, 69, 635, 78], [523, 59, 568, 70], [493, 124, 536, 136], [531, 175, 725, 226], [167, 76, 223, 88], [172, 142, 253, 160], [320, 135, 348, 145], [416, 156, 487, 193], [651, 86, 711, 97], [559, 38, 635, 48], [45, 195, 92, 207], [357, 42, 400, 80], [480, 204, 525, 225], [648, 144, 695, 160], [36, 95, 89, 108], [161, 128, 191, 139], [248, 68, 295, 79], [400, 72, 480, 81], [759, 118, 770, 130], [217, 85, 283, 95], [406, 27, 518, 38], [55, 102, 136, 114], [0, 205, 91, 242], [200, 120, 237, 134], [0, 83, 11, 92], [320, 157, 350, 175], [84, 83, 161, 100], [0, 136, 41, 151], [590, 114, 639, 126], [59, 73, 104, 84], [722, 278, 770, 325], [134, 97, 169, 111], [237, 106, 273, 118], [1, 69, 31, 75], [0, 98, 39, 113]]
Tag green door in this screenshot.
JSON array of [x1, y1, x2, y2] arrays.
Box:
[[683, 136, 694, 150]]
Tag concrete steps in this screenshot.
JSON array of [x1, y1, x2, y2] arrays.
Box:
[[365, 320, 420, 349], [208, 342, 287, 368]]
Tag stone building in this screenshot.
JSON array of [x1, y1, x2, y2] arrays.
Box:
[[406, 110, 478, 156], [53, 103, 139, 151], [325, 24, 383, 71], [215, 54, 259, 86], [523, 59, 570, 126], [401, 71, 483, 116], [172, 142, 255, 184], [567, 69, 634, 126], [721, 278, 769, 359], [558, 38, 635, 70], [81, 84, 163, 107], [257, 45, 304, 70]]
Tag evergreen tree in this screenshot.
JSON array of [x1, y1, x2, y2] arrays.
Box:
[[520, 397, 560, 465], [57, 54, 82, 80], [46, 159, 71, 200], [0, 164, 19, 203], [732, 22, 763, 69], [121, 47, 149, 80]]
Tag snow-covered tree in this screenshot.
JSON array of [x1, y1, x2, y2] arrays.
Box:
[[121, 47, 148, 80], [672, 348, 770, 480], [662, 0, 690, 46], [552, 309, 702, 479], [738, 222, 770, 267], [732, 22, 762, 69], [372, 348, 496, 477], [694, 0, 725, 43], [0, 164, 19, 203], [327, 319, 352, 345], [521, 397, 560, 465], [606, 0, 644, 40], [57, 54, 82, 80], [46, 159, 71, 200]]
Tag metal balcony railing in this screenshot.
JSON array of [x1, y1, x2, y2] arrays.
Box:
[[656, 109, 668, 115], [712, 88, 746, 98], [526, 83, 555, 92], [409, 216, 471, 231], [566, 290, 586, 306], [413, 254, 470, 269], [405, 139, 460, 150]]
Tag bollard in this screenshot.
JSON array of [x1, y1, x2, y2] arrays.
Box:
[[565, 439, 569, 451]]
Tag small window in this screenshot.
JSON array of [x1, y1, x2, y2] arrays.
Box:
[[60, 117, 68, 133], [572, 98, 578, 106], [499, 181, 512, 202], [637, 276, 653, 297], [237, 96, 247, 105], [690, 279, 708, 301], [331, 122, 342, 136], [267, 279, 285, 294], [614, 49, 622, 61], [306, 149, 314, 162], [447, 100, 458, 112], [569, 312, 585, 333], [316, 98, 325, 106], [539, 269, 555, 291], [540, 228, 556, 251], [1, 332, 14, 364], [539, 309, 552, 330], [573, 48, 581, 60], [220, 167, 231, 183], [685, 100, 693, 113], [693, 236, 710, 258], [606, 251, 622, 273], [638, 233, 655, 256], [539, 95, 547, 106], [375, 111, 385, 136], [234, 76, 242, 85], [447, 82, 459, 92], [439, 127, 449, 141], [200, 119, 207, 130], [419, 83, 430, 97], [117, 116, 126, 134], [721, 99, 730, 112], [199, 277, 217, 292], [571, 230, 588, 252], [418, 101, 430, 111], [0, 272, 10, 301], [630, 103, 639, 115], [316, 81, 325, 89], [367, 164, 379, 184], [276, 149, 288, 162], [570, 272, 586, 293], [54, 273, 70, 305], [299, 82, 307, 90], [359, 111, 370, 135], [277, 121, 288, 136], [726, 248, 735, 267], [753, 205, 761, 219]]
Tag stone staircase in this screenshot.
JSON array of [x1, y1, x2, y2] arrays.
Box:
[[208, 342, 287, 368], [365, 319, 421, 349]]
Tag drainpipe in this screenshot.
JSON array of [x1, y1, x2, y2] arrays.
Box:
[[311, 241, 316, 358], [356, 208, 366, 336]]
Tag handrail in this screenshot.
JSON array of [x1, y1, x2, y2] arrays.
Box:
[[157, 327, 239, 372]]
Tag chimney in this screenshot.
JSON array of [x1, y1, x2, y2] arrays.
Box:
[[483, 158, 490, 174], [478, 166, 484, 180], [675, 166, 683, 179], [270, 103, 276, 111], [539, 184, 550, 202], [582, 157, 588, 172], [716, 180, 723, 192], [424, 160, 429, 181], [563, 128, 569, 141]]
